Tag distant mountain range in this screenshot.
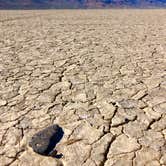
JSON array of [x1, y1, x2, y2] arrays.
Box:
[[0, 0, 166, 9]]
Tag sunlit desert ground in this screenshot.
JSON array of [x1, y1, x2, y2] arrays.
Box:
[[0, 10, 166, 166]]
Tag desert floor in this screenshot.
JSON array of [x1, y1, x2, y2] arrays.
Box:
[[0, 10, 166, 166]]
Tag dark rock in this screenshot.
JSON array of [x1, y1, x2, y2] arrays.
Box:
[[29, 124, 64, 156]]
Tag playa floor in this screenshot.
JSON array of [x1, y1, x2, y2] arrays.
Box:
[[0, 10, 166, 166]]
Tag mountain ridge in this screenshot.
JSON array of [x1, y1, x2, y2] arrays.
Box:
[[0, 0, 166, 9]]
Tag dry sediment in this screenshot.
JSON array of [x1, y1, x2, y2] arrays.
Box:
[[0, 9, 166, 166]]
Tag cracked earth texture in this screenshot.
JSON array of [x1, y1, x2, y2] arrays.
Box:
[[0, 10, 166, 166]]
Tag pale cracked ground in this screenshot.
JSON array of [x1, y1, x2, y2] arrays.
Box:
[[0, 10, 166, 166]]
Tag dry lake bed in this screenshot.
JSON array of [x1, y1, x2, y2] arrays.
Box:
[[0, 10, 166, 166]]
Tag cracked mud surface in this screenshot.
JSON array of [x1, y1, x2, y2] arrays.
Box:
[[0, 10, 166, 166]]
